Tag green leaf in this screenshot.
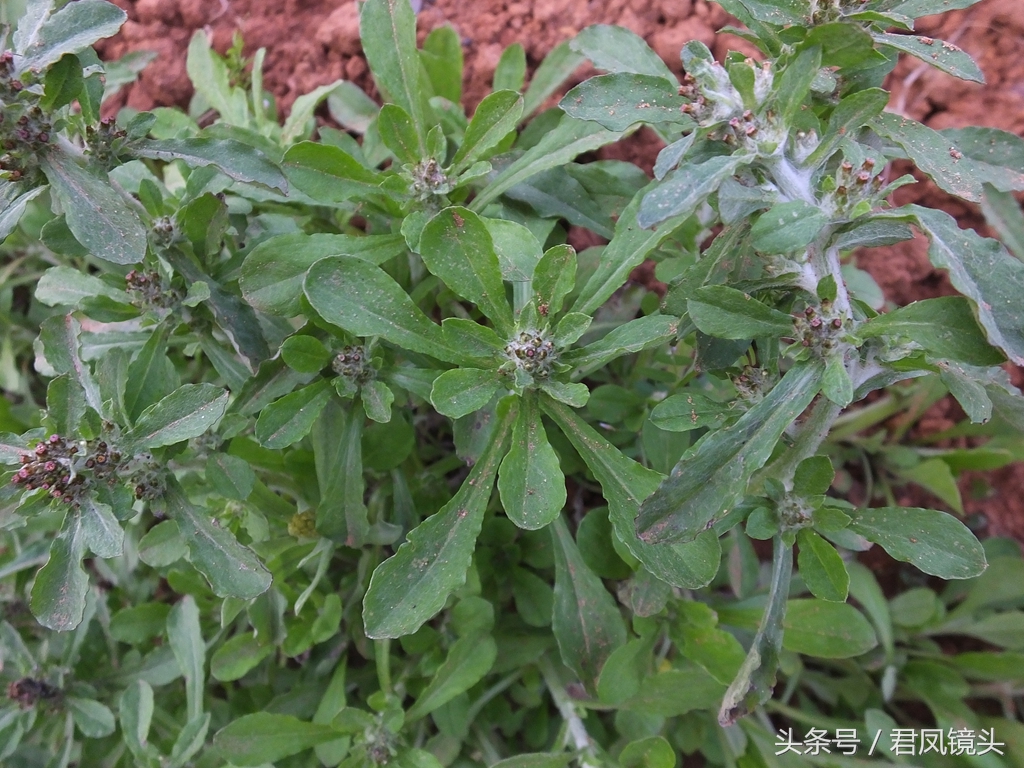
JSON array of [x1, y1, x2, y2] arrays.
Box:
[[362, 401, 515, 638], [822, 355, 853, 408], [314, 400, 369, 548], [498, 393, 566, 530], [119, 681, 154, 761], [122, 384, 228, 451], [871, 31, 983, 83], [41, 147, 147, 265], [687, 286, 795, 340], [542, 397, 721, 589], [282, 142, 384, 204], [305, 256, 467, 364], [360, 0, 430, 147], [808, 88, 889, 167], [36, 265, 124, 308], [378, 104, 422, 164], [619, 737, 677, 768], [19, 0, 125, 71], [282, 80, 346, 144], [637, 362, 823, 544], [213, 713, 341, 767], [131, 138, 287, 192], [551, 515, 627, 692], [650, 392, 732, 432], [675, 602, 746, 685], [796, 529, 849, 602], [719, 537, 792, 726], [0, 185, 45, 242], [361, 380, 394, 423], [493, 43, 527, 92], [211, 634, 273, 682], [859, 296, 1004, 366], [419, 207, 515, 333], [421, 24, 463, 103], [560, 74, 687, 132], [638, 154, 748, 230], [913, 205, 1024, 365], [471, 115, 621, 211], [566, 315, 679, 376], [943, 127, 1024, 193], [570, 25, 675, 80], [981, 184, 1024, 260], [67, 697, 116, 738], [80, 498, 124, 559], [773, 45, 821, 127], [255, 381, 332, 449], [167, 596, 205, 722], [207, 454, 256, 501], [30, 508, 89, 631], [160, 478, 271, 599], [793, 455, 834, 497], [185, 30, 248, 125], [533, 245, 576, 315], [241, 232, 405, 316], [452, 90, 524, 172], [750, 200, 830, 254], [41, 52, 84, 111], [782, 599, 878, 658], [281, 336, 332, 374], [849, 506, 987, 579], [486, 219, 544, 282], [124, 325, 176, 422], [430, 368, 502, 419], [407, 633, 497, 720]]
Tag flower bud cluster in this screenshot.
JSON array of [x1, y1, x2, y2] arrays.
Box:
[[409, 158, 454, 200], [777, 493, 814, 532], [126, 269, 180, 311], [793, 301, 847, 356], [825, 158, 886, 216], [733, 365, 773, 403], [0, 53, 50, 185], [7, 678, 61, 709], [288, 510, 317, 539], [504, 330, 558, 380], [332, 345, 372, 384], [83, 118, 128, 171], [679, 58, 772, 128], [10, 435, 165, 507]]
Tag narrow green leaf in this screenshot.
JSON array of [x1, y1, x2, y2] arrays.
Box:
[[160, 478, 271, 599], [796, 529, 849, 602], [41, 52, 84, 111], [122, 384, 228, 451], [850, 506, 987, 579], [211, 634, 273, 681], [773, 45, 821, 126], [41, 147, 147, 265], [688, 286, 795, 339], [80, 498, 124, 559], [360, 0, 430, 147], [541, 397, 721, 589], [421, 24, 463, 103], [782, 599, 878, 658], [314, 400, 369, 548], [0, 185, 45, 242], [522, 40, 586, 118], [860, 296, 1003, 366], [213, 713, 340, 767], [407, 634, 497, 720], [255, 381, 332, 449], [872, 31, 983, 83], [378, 103, 422, 164], [533, 245, 576, 315], [471, 115, 621, 211], [167, 596, 205, 722], [808, 88, 889, 167], [430, 368, 502, 419], [822, 355, 854, 408], [131, 138, 286, 192], [637, 362, 823, 544], [119, 681, 154, 760], [498, 393, 566, 530], [362, 401, 515, 638], [913, 205, 1024, 365], [560, 74, 686, 132], [186, 30, 248, 125], [981, 184, 1024, 260], [305, 256, 466, 364], [493, 43, 526, 92], [650, 391, 732, 432], [68, 697, 116, 738], [282, 80, 345, 144], [124, 325, 176, 422], [551, 515, 627, 692], [566, 315, 679, 376], [30, 508, 89, 631], [419, 207, 514, 333], [452, 90, 524, 172]]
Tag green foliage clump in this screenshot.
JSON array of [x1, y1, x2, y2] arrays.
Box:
[[3, 0, 1024, 765]]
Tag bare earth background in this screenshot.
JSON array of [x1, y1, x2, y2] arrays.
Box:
[[95, 0, 1024, 541]]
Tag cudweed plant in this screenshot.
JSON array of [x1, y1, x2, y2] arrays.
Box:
[[2, 0, 1024, 765]]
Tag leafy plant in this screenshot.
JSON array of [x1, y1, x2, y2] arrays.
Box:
[[2, 0, 1024, 765]]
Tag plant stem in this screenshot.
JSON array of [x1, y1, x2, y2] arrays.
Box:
[[375, 639, 392, 696], [538, 655, 599, 768]]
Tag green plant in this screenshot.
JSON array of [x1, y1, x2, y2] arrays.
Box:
[[2, 0, 1024, 765]]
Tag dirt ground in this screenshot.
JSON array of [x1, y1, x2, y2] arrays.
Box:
[[96, 0, 1024, 540]]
